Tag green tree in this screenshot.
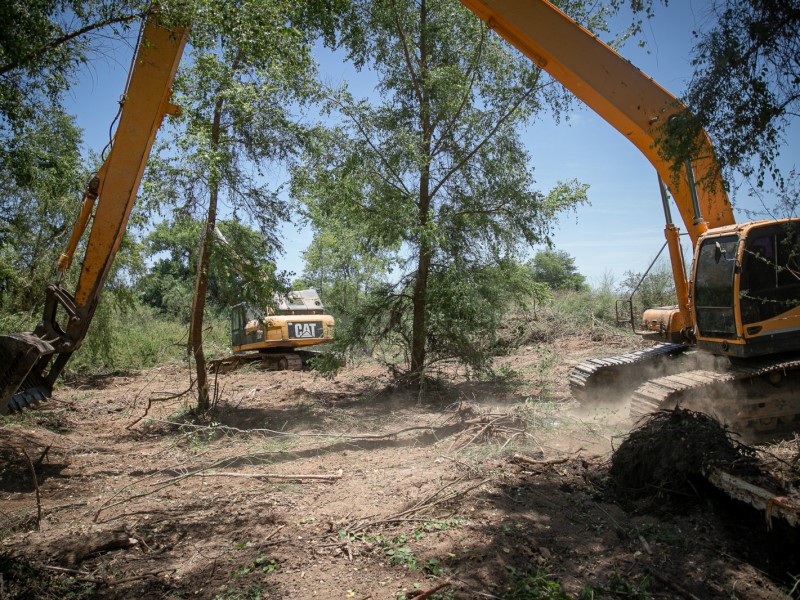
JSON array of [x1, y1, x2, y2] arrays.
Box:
[[341, 259, 547, 371], [0, 106, 148, 366], [298, 221, 397, 328], [0, 108, 85, 315], [618, 259, 677, 315], [294, 0, 599, 380], [0, 0, 157, 135], [141, 0, 343, 411], [529, 249, 587, 291], [138, 218, 282, 320]]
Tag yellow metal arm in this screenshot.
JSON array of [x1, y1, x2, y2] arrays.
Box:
[[72, 19, 188, 308], [0, 15, 188, 413], [458, 0, 735, 244]]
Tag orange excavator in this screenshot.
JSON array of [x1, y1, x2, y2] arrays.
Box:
[[0, 15, 188, 414], [459, 0, 800, 527], [457, 0, 800, 433]]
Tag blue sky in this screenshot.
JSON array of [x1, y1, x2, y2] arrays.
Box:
[[67, 1, 799, 287]]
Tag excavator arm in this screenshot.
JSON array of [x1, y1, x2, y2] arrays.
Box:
[[0, 15, 188, 413], [458, 0, 735, 241]]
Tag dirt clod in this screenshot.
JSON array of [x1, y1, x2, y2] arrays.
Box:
[[609, 409, 756, 506]]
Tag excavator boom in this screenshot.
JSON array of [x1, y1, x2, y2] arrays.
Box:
[[0, 16, 188, 414], [458, 0, 735, 241]]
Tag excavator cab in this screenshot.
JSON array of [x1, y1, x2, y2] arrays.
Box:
[[694, 221, 800, 357]]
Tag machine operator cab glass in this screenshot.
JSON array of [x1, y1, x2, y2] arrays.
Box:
[[694, 222, 800, 352]]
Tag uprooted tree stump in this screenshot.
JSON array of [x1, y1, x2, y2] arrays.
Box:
[[609, 409, 757, 509]]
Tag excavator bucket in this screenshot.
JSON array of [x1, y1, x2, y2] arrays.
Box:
[[0, 333, 55, 415]]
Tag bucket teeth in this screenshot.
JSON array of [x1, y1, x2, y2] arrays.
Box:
[[7, 385, 51, 412]]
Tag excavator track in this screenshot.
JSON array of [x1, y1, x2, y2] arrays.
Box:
[[630, 356, 800, 432], [569, 342, 690, 404], [210, 352, 305, 374]]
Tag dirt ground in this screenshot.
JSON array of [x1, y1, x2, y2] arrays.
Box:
[[1, 333, 798, 599]]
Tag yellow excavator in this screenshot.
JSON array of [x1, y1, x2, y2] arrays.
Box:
[[208, 228, 336, 372], [0, 15, 188, 414], [458, 0, 800, 433], [211, 288, 336, 372]]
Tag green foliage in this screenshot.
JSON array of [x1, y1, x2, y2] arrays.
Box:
[[0, 0, 148, 132], [522, 286, 621, 343], [140, 0, 343, 233], [232, 556, 281, 578], [305, 349, 346, 379], [214, 584, 264, 600], [339, 260, 549, 374], [424, 261, 549, 371], [294, 0, 594, 378], [660, 0, 800, 193], [0, 107, 85, 314], [380, 533, 445, 574], [529, 249, 587, 291], [617, 259, 677, 315], [63, 302, 229, 376], [297, 219, 397, 330], [137, 218, 283, 319], [504, 566, 571, 600]]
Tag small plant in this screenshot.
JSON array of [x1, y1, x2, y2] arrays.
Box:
[[505, 566, 571, 600], [531, 345, 557, 398], [579, 573, 656, 600], [412, 517, 469, 540], [491, 364, 520, 380], [252, 556, 281, 574], [384, 535, 417, 570], [232, 555, 281, 578], [214, 584, 263, 600], [422, 558, 443, 576]]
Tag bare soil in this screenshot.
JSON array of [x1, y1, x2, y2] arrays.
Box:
[[1, 333, 798, 599]]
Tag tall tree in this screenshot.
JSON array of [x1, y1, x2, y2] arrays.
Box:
[[298, 220, 397, 326], [137, 218, 281, 319], [141, 0, 343, 412], [293, 0, 597, 379], [0, 108, 85, 315]]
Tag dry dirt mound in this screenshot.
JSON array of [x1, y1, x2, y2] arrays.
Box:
[[609, 409, 758, 508]]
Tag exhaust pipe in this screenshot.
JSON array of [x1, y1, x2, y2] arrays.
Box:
[[0, 333, 55, 415]]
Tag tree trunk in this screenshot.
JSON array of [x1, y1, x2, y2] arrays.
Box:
[[188, 95, 225, 413], [410, 219, 430, 378], [410, 0, 431, 383]]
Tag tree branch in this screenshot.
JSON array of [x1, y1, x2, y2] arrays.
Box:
[[0, 12, 147, 76]]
